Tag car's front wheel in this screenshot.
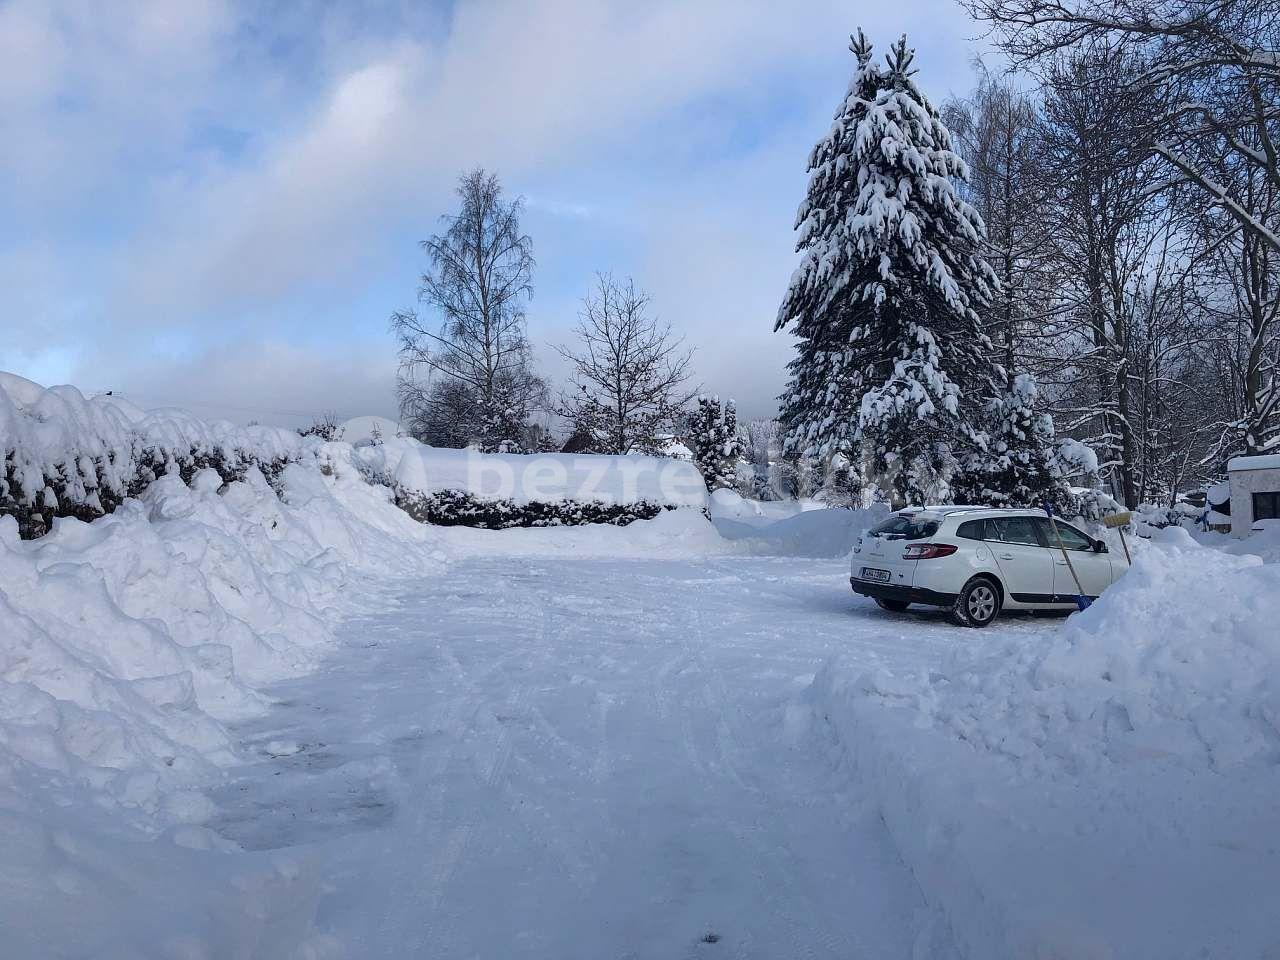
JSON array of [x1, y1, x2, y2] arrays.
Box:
[[875, 598, 910, 613], [952, 578, 1001, 627]]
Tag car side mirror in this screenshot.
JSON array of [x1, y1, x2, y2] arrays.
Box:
[[1092, 540, 1107, 553]]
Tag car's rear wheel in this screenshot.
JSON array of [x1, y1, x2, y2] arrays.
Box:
[[874, 598, 910, 612], [952, 578, 1001, 627]]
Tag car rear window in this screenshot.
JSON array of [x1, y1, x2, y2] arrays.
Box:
[[868, 515, 939, 541]]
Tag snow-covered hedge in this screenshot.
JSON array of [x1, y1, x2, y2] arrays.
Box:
[[1, 373, 305, 538], [805, 529, 1280, 958], [355, 438, 709, 529]]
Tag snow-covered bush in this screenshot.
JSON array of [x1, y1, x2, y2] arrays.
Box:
[[356, 437, 708, 529], [820, 456, 862, 508], [395, 489, 688, 529], [297, 412, 344, 441], [1, 373, 304, 539]]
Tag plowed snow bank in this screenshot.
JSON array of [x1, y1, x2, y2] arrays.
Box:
[[1, 444, 445, 826], [807, 527, 1280, 958]]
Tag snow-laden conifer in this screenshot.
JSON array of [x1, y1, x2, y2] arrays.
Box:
[[776, 31, 1000, 505], [689, 395, 738, 492], [954, 374, 1072, 508]]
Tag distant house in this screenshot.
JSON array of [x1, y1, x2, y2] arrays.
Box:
[[1227, 455, 1280, 537]]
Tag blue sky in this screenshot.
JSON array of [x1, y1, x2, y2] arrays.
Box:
[[0, 0, 987, 427]]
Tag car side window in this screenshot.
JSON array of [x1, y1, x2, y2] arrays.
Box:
[[956, 519, 985, 540], [990, 517, 1042, 546], [1040, 519, 1093, 551]]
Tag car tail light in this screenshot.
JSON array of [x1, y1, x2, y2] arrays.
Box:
[[902, 543, 957, 560]]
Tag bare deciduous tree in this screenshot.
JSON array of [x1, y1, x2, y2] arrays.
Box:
[[392, 168, 547, 452], [967, 0, 1280, 253], [1194, 147, 1280, 459], [1034, 45, 1172, 507], [556, 274, 695, 455], [945, 66, 1058, 385]]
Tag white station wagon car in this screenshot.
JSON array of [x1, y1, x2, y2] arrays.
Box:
[[850, 506, 1129, 627]]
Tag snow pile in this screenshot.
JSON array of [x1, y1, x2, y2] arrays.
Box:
[[714, 500, 890, 558], [912, 527, 1278, 774], [1215, 519, 1280, 564], [807, 527, 1280, 958], [707, 488, 827, 528], [0, 440, 445, 828]]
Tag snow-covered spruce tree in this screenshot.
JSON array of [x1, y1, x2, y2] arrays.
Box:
[[689, 395, 737, 492], [775, 31, 1000, 507], [952, 374, 1072, 508]]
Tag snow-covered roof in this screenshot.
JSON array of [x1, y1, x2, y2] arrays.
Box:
[[1228, 454, 1280, 472]]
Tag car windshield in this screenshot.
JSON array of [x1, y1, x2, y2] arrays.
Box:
[[868, 515, 939, 540]]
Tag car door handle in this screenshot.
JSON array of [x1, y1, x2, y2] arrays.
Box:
[[1055, 559, 1068, 565], [998, 552, 1014, 560]]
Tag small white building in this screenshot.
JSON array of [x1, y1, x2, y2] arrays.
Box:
[[1227, 455, 1280, 537]]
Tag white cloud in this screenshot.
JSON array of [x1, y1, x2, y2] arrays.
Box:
[[0, 0, 238, 203], [107, 0, 977, 318]]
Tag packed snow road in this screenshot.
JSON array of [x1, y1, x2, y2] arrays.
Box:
[[208, 553, 1058, 958]]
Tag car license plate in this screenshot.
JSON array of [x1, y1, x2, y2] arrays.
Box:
[[860, 567, 891, 583]]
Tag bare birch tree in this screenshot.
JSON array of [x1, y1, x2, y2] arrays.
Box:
[[392, 168, 546, 452]]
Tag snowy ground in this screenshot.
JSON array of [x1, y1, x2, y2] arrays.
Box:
[[5, 529, 1067, 958], [204, 553, 985, 958]]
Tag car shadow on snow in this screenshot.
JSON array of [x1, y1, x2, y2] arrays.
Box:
[[844, 595, 1070, 628], [738, 569, 1066, 631]]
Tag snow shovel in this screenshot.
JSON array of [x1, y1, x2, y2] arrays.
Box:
[[1102, 511, 1133, 563], [1043, 502, 1091, 611]]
